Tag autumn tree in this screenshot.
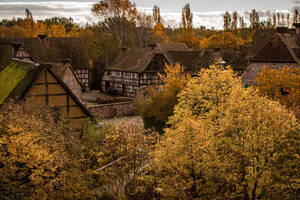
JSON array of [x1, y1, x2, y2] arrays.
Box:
[[273, 13, 277, 27], [256, 66, 300, 118], [92, 0, 138, 49], [239, 16, 246, 29], [152, 66, 300, 199], [153, 5, 161, 25], [178, 3, 197, 47], [135, 63, 191, 133], [224, 11, 231, 31], [231, 11, 238, 30], [292, 9, 299, 24], [0, 104, 92, 199], [250, 9, 260, 29], [95, 121, 159, 199]]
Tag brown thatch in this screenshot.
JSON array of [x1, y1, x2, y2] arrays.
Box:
[[0, 37, 90, 69]]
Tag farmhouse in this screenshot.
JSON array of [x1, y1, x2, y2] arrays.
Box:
[[0, 35, 90, 90], [0, 61, 92, 129], [102, 43, 239, 97], [242, 25, 300, 85]]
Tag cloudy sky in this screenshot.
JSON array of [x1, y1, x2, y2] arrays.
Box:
[[0, 0, 297, 29]]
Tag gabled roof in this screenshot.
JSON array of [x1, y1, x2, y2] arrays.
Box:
[[0, 60, 92, 117], [248, 28, 300, 64], [247, 29, 277, 60], [251, 34, 296, 63], [0, 37, 90, 69], [106, 43, 189, 73]]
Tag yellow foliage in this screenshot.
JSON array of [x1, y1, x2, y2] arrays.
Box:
[[256, 66, 300, 118], [135, 63, 191, 133], [199, 32, 245, 49], [152, 66, 299, 199], [0, 104, 90, 199]]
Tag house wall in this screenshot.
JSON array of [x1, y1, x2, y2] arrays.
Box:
[[74, 68, 89, 91], [62, 66, 82, 102], [24, 69, 88, 129], [242, 62, 299, 85], [102, 54, 166, 97]]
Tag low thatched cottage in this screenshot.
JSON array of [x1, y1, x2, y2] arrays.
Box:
[[0, 36, 90, 90], [0, 61, 92, 129], [102, 43, 240, 97], [242, 25, 300, 85]]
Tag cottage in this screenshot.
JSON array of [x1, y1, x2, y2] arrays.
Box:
[[242, 25, 300, 85], [0, 36, 90, 90], [0, 61, 92, 129], [102, 42, 240, 97]]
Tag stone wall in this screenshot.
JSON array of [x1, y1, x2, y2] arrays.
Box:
[[86, 101, 135, 119]]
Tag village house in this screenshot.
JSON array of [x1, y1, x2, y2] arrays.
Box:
[[242, 24, 300, 85], [102, 42, 241, 97], [0, 35, 90, 90], [0, 60, 92, 129]]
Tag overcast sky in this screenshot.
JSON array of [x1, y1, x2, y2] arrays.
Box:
[[0, 0, 296, 29]]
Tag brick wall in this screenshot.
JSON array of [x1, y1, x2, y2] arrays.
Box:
[[86, 101, 135, 119]]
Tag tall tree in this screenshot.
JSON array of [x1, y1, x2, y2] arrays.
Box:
[[287, 13, 290, 27], [153, 5, 161, 25], [250, 9, 260, 29], [181, 3, 193, 37], [292, 9, 298, 24], [92, 0, 138, 49], [277, 12, 281, 26], [239, 16, 245, 29], [223, 11, 231, 31], [231, 11, 238, 30]]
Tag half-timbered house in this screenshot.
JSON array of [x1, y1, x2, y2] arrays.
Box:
[[242, 25, 300, 85], [102, 43, 239, 97], [0, 60, 92, 129], [0, 35, 90, 90]]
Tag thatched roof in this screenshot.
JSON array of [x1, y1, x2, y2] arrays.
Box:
[[0, 37, 90, 69], [0, 60, 92, 117]]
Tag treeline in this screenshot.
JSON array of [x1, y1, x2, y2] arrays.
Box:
[[3, 0, 296, 66]]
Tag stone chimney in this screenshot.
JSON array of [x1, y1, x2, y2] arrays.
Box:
[[293, 23, 300, 34]]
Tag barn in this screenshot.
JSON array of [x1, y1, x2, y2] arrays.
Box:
[[0, 60, 92, 129]]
